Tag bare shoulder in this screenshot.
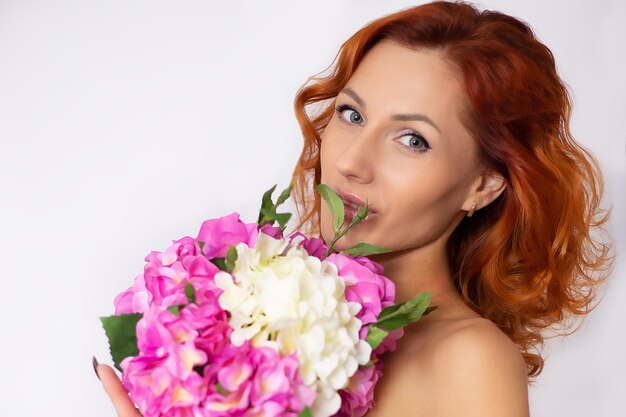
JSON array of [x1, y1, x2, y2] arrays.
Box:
[[421, 318, 530, 416], [367, 317, 530, 417], [434, 317, 528, 372]]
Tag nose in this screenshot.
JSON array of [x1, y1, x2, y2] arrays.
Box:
[[335, 127, 378, 184]]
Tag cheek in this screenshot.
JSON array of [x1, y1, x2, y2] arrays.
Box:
[[319, 129, 336, 243], [319, 199, 333, 243], [374, 165, 468, 247], [319, 124, 340, 172]]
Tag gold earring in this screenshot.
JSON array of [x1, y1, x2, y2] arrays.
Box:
[[467, 201, 477, 217]]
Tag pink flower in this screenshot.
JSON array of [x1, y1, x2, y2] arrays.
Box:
[[288, 231, 328, 260], [181, 295, 232, 360], [121, 305, 216, 417], [201, 342, 315, 417], [371, 327, 403, 358], [333, 362, 383, 417], [259, 223, 284, 240], [111, 214, 408, 417], [196, 213, 259, 259], [114, 273, 150, 314], [325, 253, 404, 357], [114, 237, 221, 315], [120, 291, 234, 417], [326, 253, 395, 327], [114, 219, 285, 315]]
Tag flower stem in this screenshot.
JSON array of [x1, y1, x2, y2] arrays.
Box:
[[323, 201, 369, 257]]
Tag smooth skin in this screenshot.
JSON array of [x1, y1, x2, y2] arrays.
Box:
[[95, 361, 141, 417], [319, 39, 529, 416], [97, 39, 530, 416], [319, 39, 506, 305]]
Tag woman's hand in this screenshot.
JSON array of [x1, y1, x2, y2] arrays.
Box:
[[93, 357, 142, 417]]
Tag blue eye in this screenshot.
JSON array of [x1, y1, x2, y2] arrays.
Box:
[[335, 104, 364, 125], [334, 103, 431, 154], [398, 131, 431, 153]]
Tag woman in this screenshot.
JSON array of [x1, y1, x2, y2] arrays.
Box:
[[95, 1, 614, 415]]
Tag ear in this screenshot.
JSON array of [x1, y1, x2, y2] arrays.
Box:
[[462, 169, 507, 214]]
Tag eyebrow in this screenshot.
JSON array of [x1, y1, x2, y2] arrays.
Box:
[[339, 87, 441, 133]]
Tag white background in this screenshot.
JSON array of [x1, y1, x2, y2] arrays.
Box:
[[0, 1, 624, 416]]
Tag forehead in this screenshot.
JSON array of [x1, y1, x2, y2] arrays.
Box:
[[345, 40, 467, 130]]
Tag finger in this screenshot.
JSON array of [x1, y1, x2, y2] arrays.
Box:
[[96, 363, 143, 417]]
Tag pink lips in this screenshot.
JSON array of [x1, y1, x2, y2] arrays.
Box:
[[333, 187, 378, 214]]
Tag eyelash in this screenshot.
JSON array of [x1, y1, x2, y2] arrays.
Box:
[[334, 104, 431, 153]]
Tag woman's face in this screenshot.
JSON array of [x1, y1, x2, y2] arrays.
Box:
[[319, 40, 484, 252]]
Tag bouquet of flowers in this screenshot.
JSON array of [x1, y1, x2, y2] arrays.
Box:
[[100, 183, 437, 417]]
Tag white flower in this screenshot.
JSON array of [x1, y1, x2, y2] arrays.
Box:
[[214, 233, 372, 417]]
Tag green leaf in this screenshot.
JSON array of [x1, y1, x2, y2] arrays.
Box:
[[260, 207, 277, 221], [343, 242, 391, 257], [225, 246, 238, 273], [260, 207, 293, 231], [214, 383, 229, 395], [406, 294, 433, 323], [365, 325, 389, 350], [211, 257, 227, 271], [378, 304, 402, 320], [257, 182, 295, 229], [100, 313, 142, 372], [276, 182, 293, 206], [275, 212, 292, 231], [167, 305, 181, 317], [377, 292, 432, 324], [261, 184, 277, 211], [401, 292, 432, 323], [377, 315, 409, 331], [315, 184, 345, 234], [297, 407, 313, 417], [184, 282, 196, 304], [197, 241, 205, 251], [374, 292, 434, 332], [257, 184, 278, 226]]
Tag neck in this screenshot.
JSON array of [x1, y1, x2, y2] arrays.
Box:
[[369, 232, 457, 304]]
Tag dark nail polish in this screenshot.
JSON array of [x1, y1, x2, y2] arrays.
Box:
[[92, 356, 101, 380]]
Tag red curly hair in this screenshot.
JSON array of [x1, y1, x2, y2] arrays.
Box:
[[289, 0, 614, 382]]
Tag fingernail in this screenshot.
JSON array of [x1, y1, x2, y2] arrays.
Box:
[[92, 356, 101, 380]]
